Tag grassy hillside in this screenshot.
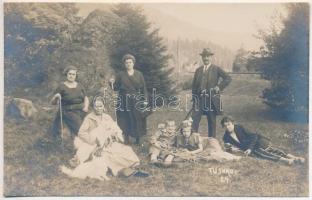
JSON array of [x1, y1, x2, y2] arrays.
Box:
[[4, 75, 308, 196]]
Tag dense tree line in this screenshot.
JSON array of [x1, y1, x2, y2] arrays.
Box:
[[165, 38, 235, 74], [232, 47, 250, 72], [110, 4, 175, 99], [4, 3, 81, 96]]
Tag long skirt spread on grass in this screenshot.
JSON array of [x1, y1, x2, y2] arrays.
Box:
[[60, 113, 140, 180], [174, 137, 241, 162], [61, 141, 140, 181]]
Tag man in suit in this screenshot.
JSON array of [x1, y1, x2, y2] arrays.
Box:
[[191, 48, 231, 138]]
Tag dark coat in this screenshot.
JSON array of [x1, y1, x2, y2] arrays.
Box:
[[114, 70, 148, 99], [191, 64, 231, 115], [113, 70, 148, 138], [223, 124, 260, 151]]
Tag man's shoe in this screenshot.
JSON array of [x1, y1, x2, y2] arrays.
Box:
[[295, 157, 305, 164], [287, 159, 295, 165], [135, 137, 140, 145]]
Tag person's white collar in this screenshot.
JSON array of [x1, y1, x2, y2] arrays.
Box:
[[204, 63, 211, 71], [229, 131, 240, 143]]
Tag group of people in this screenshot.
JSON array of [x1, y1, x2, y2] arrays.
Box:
[[48, 48, 305, 181], [148, 118, 241, 167]]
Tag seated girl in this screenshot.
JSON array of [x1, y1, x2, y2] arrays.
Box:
[[60, 96, 149, 180], [221, 116, 305, 165]]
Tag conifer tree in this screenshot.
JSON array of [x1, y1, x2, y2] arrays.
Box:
[[110, 4, 175, 103]]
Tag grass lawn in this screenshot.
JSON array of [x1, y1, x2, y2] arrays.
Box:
[[3, 75, 309, 197]]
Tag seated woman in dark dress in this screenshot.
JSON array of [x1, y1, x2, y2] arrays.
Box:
[[50, 65, 89, 139]]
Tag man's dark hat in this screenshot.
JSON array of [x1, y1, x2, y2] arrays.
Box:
[[200, 48, 214, 56]]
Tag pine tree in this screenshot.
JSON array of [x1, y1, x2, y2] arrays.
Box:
[[249, 3, 309, 121], [110, 4, 175, 103], [4, 3, 81, 96]]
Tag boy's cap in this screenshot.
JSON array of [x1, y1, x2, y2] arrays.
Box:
[[157, 123, 166, 129], [166, 120, 176, 126]]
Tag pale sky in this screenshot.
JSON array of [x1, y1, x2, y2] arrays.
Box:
[[143, 3, 284, 34], [77, 3, 286, 50]]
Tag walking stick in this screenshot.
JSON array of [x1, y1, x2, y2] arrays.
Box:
[[59, 95, 64, 152], [103, 86, 107, 106], [175, 107, 194, 132]]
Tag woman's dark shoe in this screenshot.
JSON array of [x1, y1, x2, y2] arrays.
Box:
[[133, 171, 150, 177], [135, 137, 140, 145], [124, 135, 130, 144]]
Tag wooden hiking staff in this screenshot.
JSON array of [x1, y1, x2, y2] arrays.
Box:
[[108, 78, 118, 121], [59, 95, 64, 152], [175, 107, 194, 132]]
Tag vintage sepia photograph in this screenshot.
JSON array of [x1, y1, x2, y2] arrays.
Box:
[[2, 1, 309, 197]]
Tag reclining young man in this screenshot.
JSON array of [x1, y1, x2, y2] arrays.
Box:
[[220, 116, 305, 165]]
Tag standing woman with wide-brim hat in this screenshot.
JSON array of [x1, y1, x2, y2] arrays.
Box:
[[109, 54, 149, 145], [50, 65, 89, 140]]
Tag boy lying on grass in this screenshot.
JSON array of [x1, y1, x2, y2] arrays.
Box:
[[221, 116, 305, 165]]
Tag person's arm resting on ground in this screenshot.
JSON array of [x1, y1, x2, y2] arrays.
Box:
[[242, 126, 259, 155], [188, 133, 204, 154]]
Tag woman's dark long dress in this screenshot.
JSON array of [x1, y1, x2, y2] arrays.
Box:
[[113, 70, 148, 140], [50, 82, 87, 138]]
